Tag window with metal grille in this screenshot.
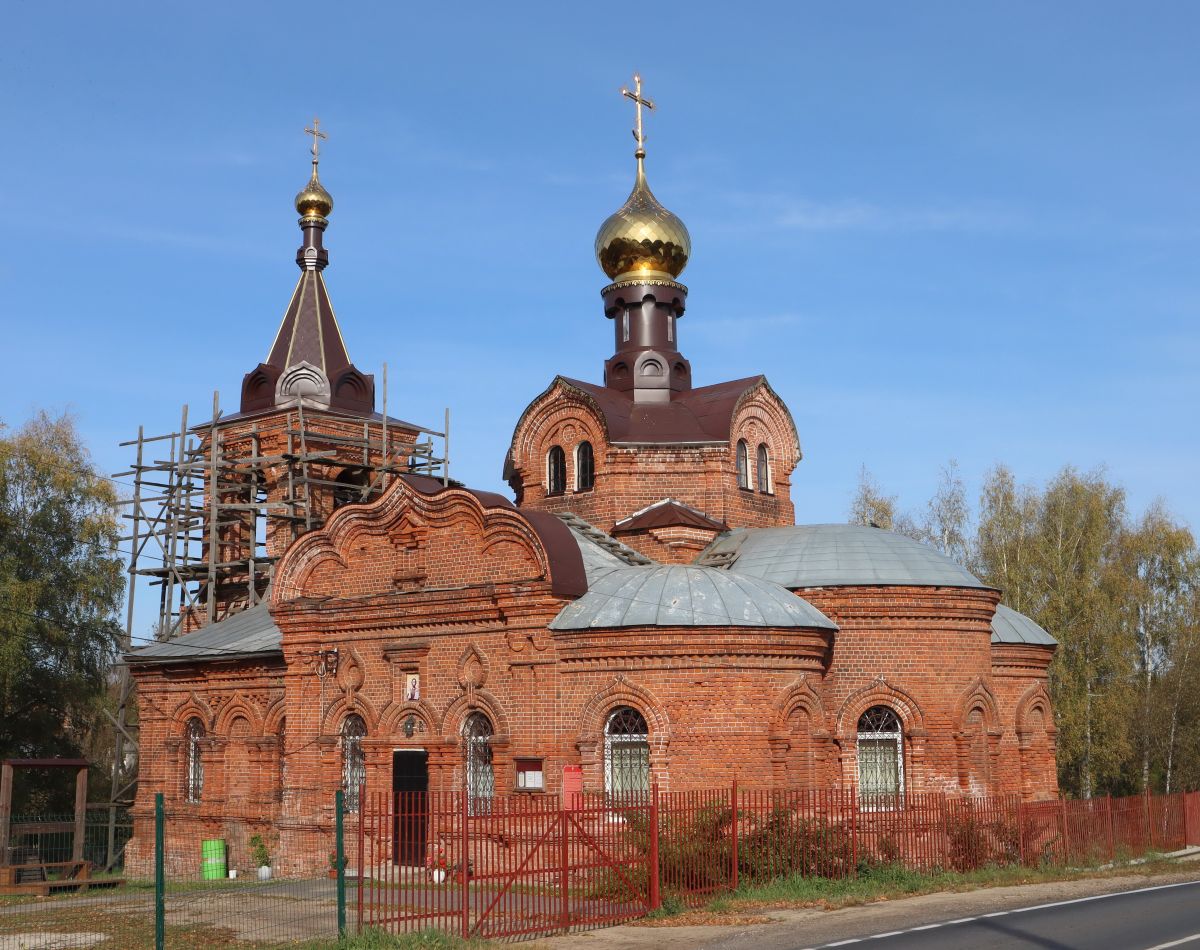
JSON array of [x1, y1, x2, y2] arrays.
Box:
[[736, 440, 749, 489], [341, 714, 367, 812], [857, 706, 904, 808], [546, 446, 566, 496], [604, 706, 649, 800], [575, 441, 594, 492], [464, 712, 495, 813], [756, 443, 771, 493], [185, 718, 204, 803]]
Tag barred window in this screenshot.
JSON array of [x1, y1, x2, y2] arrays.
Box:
[[736, 440, 750, 489], [185, 718, 204, 804], [546, 446, 566, 496], [464, 712, 495, 813], [857, 706, 904, 807], [756, 443, 771, 493], [341, 714, 367, 812], [575, 441, 595, 492], [604, 706, 649, 800]]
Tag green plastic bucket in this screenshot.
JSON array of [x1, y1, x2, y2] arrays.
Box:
[[201, 839, 227, 880]]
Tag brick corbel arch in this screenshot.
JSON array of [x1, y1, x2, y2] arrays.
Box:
[[952, 678, 1002, 793], [1015, 683, 1057, 738], [952, 678, 1002, 736], [508, 379, 611, 476], [214, 697, 266, 737], [769, 676, 832, 788], [262, 696, 287, 736], [1014, 682, 1058, 799]]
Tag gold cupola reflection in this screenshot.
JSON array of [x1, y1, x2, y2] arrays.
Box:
[[295, 117, 334, 219], [595, 75, 691, 283]]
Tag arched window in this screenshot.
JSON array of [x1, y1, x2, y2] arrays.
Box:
[[546, 446, 566, 496], [185, 718, 204, 803], [464, 712, 495, 812], [604, 706, 649, 800], [857, 706, 904, 807], [341, 714, 367, 812], [736, 440, 750, 489], [756, 443, 771, 494], [575, 441, 595, 492]]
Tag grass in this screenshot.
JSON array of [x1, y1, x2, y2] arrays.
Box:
[[294, 930, 495, 949]]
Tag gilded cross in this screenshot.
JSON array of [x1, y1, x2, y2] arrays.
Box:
[[621, 74, 655, 153], [304, 117, 328, 163]]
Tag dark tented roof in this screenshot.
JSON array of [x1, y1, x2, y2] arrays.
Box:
[[126, 603, 281, 665], [550, 564, 837, 631], [697, 524, 987, 589], [991, 604, 1057, 646]]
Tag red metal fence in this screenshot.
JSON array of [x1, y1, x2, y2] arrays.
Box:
[[357, 787, 1200, 937]]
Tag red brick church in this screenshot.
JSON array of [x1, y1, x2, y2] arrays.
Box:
[[125, 89, 1058, 874]]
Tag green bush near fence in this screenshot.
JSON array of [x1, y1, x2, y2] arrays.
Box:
[[738, 806, 855, 882]]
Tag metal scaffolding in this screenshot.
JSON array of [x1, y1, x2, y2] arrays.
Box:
[[104, 367, 448, 863]]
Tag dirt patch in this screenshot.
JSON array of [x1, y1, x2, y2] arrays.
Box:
[[0, 935, 110, 949], [631, 912, 774, 928]]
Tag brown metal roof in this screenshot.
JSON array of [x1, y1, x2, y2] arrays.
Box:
[[613, 498, 728, 532], [560, 376, 764, 445]]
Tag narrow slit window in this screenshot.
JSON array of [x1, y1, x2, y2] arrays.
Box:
[[546, 446, 566, 496], [575, 441, 594, 492], [736, 440, 750, 489], [756, 443, 771, 493]]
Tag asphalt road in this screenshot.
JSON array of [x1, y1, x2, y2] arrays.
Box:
[[790, 879, 1200, 950]]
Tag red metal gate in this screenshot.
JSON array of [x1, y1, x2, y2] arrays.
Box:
[[357, 791, 655, 939]]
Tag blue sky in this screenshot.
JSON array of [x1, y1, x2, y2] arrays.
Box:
[[4, 2, 1198, 636]]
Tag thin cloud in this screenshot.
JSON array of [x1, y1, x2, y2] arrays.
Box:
[[720, 192, 1026, 235]]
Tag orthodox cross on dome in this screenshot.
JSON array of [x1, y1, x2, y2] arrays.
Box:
[[621, 74, 655, 158], [304, 116, 327, 165]]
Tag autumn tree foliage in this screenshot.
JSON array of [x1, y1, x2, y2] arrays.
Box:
[[851, 462, 1199, 798], [0, 413, 125, 810]]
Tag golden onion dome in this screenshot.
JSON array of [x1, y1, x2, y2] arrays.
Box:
[[295, 166, 333, 219], [595, 159, 690, 282]]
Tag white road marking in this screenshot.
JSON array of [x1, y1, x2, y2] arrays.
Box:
[[1141, 935, 1200, 950], [795, 879, 1200, 949]]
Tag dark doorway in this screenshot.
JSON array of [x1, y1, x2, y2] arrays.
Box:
[[392, 750, 428, 865]]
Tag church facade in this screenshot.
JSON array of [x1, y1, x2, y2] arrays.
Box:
[[125, 87, 1059, 875]]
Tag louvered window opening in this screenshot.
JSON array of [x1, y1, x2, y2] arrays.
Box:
[[604, 707, 650, 801], [341, 714, 367, 812], [857, 705, 904, 808], [185, 718, 204, 804], [464, 712, 495, 814]]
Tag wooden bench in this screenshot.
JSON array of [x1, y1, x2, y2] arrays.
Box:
[[0, 860, 125, 896]]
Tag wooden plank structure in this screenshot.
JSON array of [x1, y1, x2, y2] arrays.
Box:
[[0, 759, 124, 896]]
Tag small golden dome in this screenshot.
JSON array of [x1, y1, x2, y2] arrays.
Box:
[[595, 161, 690, 281], [295, 167, 333, 219]]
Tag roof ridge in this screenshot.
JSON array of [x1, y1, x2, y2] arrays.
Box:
[[555, 512, 654, 565]]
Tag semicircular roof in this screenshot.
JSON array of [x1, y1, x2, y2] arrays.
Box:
[[549, 564, 837, 631], [991, 603, 1057, 645], [698, 524, 987, 590]]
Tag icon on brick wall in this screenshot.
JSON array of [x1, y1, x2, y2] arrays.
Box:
[[405, 673, 420, 702]]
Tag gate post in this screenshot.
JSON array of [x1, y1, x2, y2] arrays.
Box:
[[560, 810, 570, 932], [1105, 795, 1115, 862], [154, 793, 164, 950], [336, 790, 346, 939], [649, 783, 661, 911], [357, 790, 366, 933], [730, 780, 739, 892]]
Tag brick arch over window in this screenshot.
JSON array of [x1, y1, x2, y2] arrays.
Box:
[[835, 678, 926, 741], [577, 676, 670, 793], [578, 676, 670, 749], [262, 696, 287, 736], [319, 693, 380, 737], [438, 688, 511, 744], [171, 693, 216, 732]]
